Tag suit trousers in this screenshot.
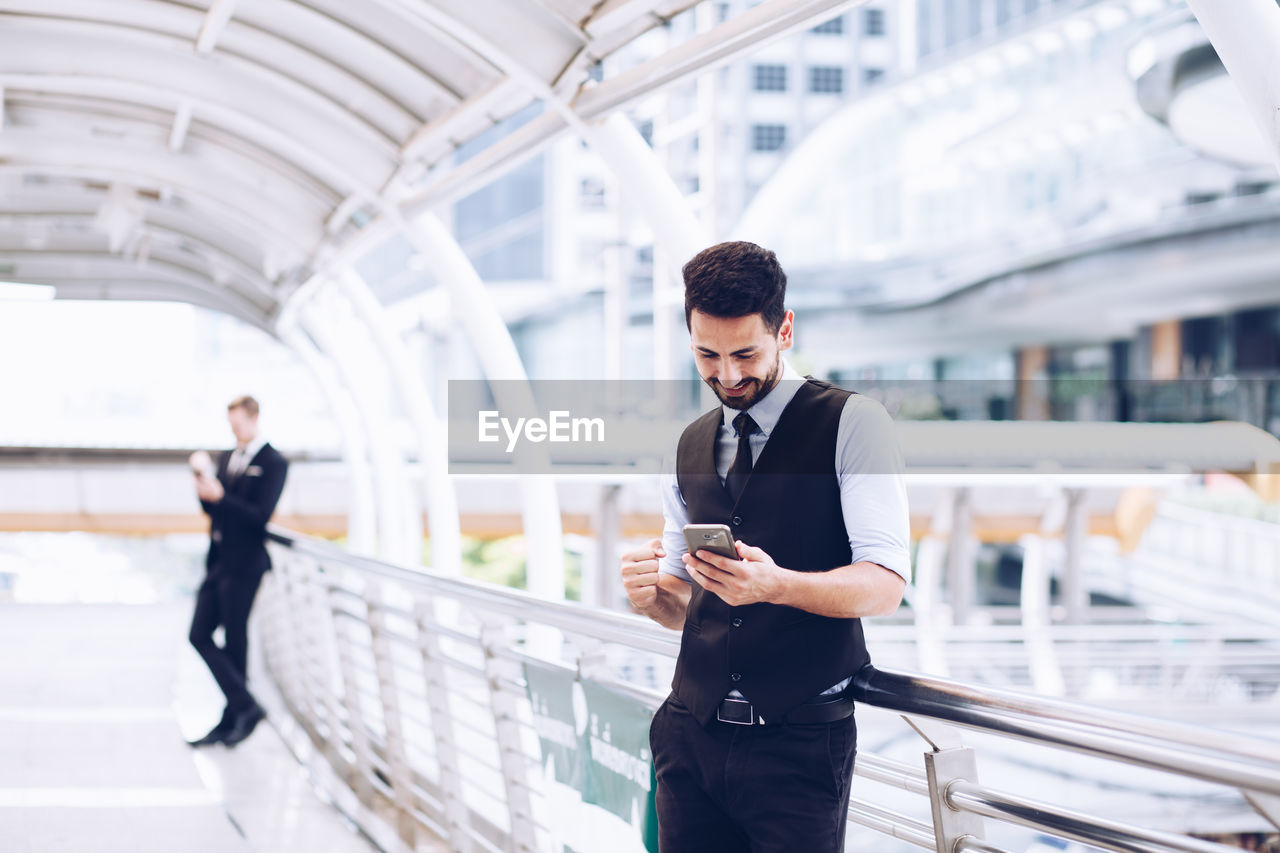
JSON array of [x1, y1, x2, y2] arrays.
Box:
[[649, 692, 857, 853], [188, 569, 265, 714]]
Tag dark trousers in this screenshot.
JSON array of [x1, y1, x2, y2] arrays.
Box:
[[188, 570, 265, 715], [650, 693, 857, 853]]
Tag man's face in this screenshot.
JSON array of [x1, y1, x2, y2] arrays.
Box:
[[227, 406, 258, 445], [689, 309, 794, 410]]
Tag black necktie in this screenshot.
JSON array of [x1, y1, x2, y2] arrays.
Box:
[[725, 412, 757, 504]]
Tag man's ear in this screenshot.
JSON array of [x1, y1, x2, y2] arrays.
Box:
[[777, 310, 795, 351]]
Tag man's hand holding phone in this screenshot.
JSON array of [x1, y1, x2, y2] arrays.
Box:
[[684, 537, 784, 607], [194, 473, 225, 502], [190, 451, 224, 502]]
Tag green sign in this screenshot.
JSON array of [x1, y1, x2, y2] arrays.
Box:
[[524, 661, 586, 789], [523, 662, 659, 853]]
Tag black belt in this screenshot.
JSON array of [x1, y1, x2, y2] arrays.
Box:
[[715, 694, 855, 727]]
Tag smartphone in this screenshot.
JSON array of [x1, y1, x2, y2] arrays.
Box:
[[683, 523, 739, 561], [189, 450, 216, 480]]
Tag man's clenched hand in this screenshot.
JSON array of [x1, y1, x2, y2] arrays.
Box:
[[620, 538, 690, 630]]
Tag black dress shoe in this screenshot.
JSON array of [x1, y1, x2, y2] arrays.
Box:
[[220, 703, 267, 749], [187, 724, 229, 748]]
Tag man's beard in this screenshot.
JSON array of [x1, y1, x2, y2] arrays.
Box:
[[708, 352, 783, 410]]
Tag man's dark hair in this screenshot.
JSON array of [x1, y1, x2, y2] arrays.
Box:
[[682, 241, 787, 333]]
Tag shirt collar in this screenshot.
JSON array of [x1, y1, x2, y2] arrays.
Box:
[[720, 359, 806, 438], [236, 435, 267, 462]]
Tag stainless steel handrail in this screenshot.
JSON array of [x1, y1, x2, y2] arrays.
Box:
[[260, 526, 1280, 853], [274, 529, 682, 656], [946, 780, 1239, 853], [852, 667, 1280, 781]]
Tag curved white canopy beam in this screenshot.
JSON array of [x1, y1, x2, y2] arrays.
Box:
[[402, 213, 566, 602], [1183, 0, 1280, 174], [1, 72, 379, 203], [3, 0, 467, 137], [277, 322, 380, 556], [11, 261, 275, 331], [0, 0, 719, 329], [1, 189, 272, 275], [301, 291, 422, 565], [334, 267, 463, 576], [0, 137, 326, 260]]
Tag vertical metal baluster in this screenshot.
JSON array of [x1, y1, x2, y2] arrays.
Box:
[[278, 556, 319, 731], [331, 572, 375, 803], [367, 581, 420, 848], [254, 554, 288, 701], [415, 599, 474, 852], [299, 562, 339, 736], [308, 564, 350, 768], [480, 620, 538, 853]]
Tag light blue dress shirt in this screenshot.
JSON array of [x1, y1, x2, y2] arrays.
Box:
[[658, 360, 911, 698]]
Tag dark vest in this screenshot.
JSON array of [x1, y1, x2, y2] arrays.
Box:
[[671, 378, 871, 725]]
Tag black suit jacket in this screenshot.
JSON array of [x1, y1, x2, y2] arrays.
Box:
[[200, 442, 288, 578]]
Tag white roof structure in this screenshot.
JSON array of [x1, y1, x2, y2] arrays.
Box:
[[0, 0, 875, 573], [0, 0, 724, 329]]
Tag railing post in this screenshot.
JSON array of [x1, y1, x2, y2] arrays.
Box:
[[479, 620, 538, 853], [1061, 488, 1089, 625], [255, 558, 293, 706], [946, 487, 975, 626], [272, 556, 317, 727], [302, 562, 350, 770], [924, 747, 986, 853], [908, 717, 987, 853], [330, 574, 376, 804], [414, 600, 474, 852], [367, 581, 421, 848]]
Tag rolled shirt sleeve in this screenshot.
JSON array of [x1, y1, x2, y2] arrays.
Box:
[[837, 395, 912, 583], [659, 465, 695, 583]]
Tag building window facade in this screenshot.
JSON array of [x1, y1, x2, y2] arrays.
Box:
[[753, 64, 788, 92], [812, 15, 844, 34], [809, 66, 845, 94], [864, 8, 886, 36], [918, 0, 934, 57], [751, 124, 787, 152], [864, 67, 885, 85], [580, 178, 606, 208]]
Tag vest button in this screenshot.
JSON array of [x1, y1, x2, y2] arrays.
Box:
[[731, 618, 743, 627], [730, 672, 742, 682], [731, 516, 742, 526]]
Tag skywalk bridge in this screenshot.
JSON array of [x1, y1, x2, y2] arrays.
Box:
[[243, 526, 1280, 853]]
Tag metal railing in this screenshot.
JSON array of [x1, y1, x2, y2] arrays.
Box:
[[256, 527, 1280, 853]]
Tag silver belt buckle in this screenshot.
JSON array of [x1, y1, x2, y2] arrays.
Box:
[[716, 697, 756, 726]]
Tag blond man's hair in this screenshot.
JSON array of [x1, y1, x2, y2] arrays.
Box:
[[227, 395, 259, 418]]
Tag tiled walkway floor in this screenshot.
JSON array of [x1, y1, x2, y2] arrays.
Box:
[[0, 602, 378, 853]]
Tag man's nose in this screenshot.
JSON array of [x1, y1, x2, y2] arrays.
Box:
[[720, 359, 742, 385]]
